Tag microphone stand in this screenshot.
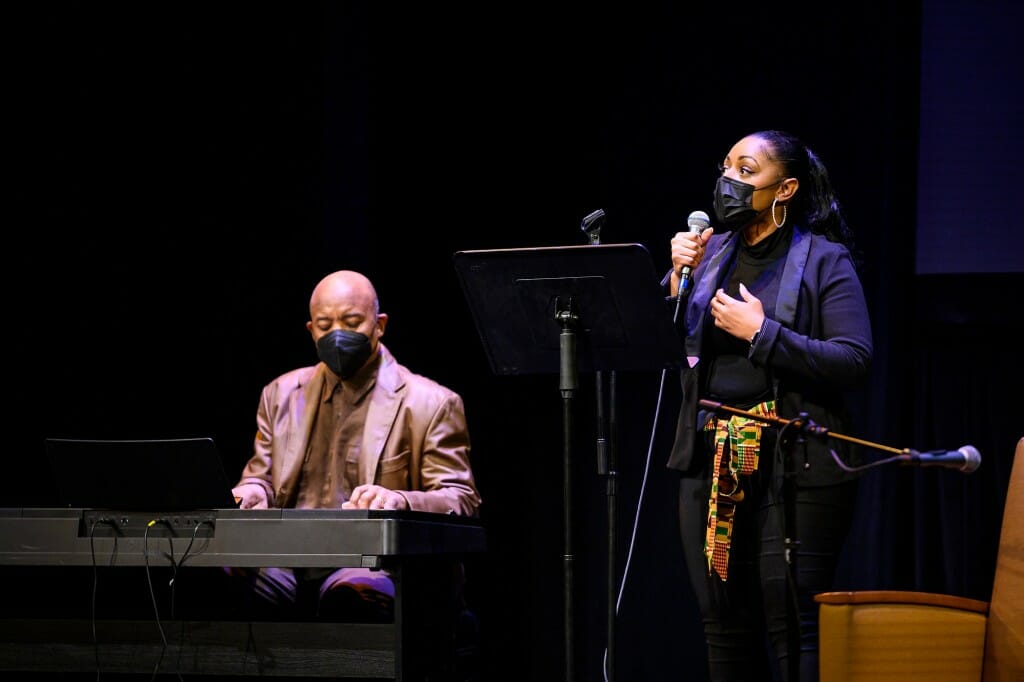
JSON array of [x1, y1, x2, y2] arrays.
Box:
[[697, 399, 914, 648], [698, 399, 910, 458], [580, 208, 618, 682], [700, 400, 979, 477], [698, 399, 929, 582]]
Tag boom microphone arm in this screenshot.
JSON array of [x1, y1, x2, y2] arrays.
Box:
[[698, 400, 981, 474]]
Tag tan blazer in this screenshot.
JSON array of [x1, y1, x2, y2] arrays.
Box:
[[235, 343, 481, 516]]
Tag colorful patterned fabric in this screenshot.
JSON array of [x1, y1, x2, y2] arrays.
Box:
[[703, 400, 777, 580]]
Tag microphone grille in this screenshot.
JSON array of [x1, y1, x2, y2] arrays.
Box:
[[687, 210, 711, 231], [959, 445, 982, 473]]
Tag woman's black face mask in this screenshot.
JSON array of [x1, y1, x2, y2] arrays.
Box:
[[712, 175, 783, 231], [316, 329, 372, 379]]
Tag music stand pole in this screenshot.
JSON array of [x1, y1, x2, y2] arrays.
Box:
[[557, 299, 578, 682]]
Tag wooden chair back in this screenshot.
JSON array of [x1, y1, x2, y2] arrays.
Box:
[[982, 436, 1024, 681]]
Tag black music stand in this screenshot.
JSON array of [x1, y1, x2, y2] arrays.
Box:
[[453, 243, 684, 682]]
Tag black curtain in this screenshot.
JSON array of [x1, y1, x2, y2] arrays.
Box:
[[8, 2, 1022, 681]]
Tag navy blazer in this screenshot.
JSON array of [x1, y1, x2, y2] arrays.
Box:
[[667, 224, 873, 487]]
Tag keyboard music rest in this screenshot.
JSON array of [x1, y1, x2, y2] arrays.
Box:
[[0, 507, 487, 681]]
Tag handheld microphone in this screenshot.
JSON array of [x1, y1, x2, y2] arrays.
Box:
[[903, 445, 982, 473], [581, 208, 606, 245], [679, 210, 710, 295]]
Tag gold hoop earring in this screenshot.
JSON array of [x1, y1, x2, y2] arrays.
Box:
[[771, 197, 787, 228]]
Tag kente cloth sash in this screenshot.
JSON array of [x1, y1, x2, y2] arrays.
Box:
[[703, 400, 777, 581]]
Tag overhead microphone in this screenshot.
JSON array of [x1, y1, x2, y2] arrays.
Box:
[[902, 445, 982, 473], [581, 208, 606, 245], [678, 210, 710, 296]]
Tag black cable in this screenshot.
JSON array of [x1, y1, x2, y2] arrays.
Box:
[[602, 365, 672, 682], [169, 519, 214, 675], [143, 519, 184, 682], [174, 518, 211, 569], [87, 516, 116, 681]]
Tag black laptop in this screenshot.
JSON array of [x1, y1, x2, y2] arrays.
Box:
[[45, 437, 239, 511]]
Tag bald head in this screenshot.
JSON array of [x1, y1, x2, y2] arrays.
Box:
[[309, 270, 379, 317], [306, 270, 387, 354]]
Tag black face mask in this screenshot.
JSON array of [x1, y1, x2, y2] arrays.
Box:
[[316, 329, 373, 379], [712, 175, 782, 231]]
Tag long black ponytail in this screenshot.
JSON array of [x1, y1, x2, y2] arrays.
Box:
[[754, 130, 859, 264]]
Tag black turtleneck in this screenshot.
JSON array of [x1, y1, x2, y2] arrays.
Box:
[[701, 223, 793, 408]]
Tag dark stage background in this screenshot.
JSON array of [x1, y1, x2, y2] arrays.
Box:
[[8, 2, 1023, 681]]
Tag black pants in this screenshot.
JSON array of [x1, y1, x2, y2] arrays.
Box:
[[678, 437, 858, 682]]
